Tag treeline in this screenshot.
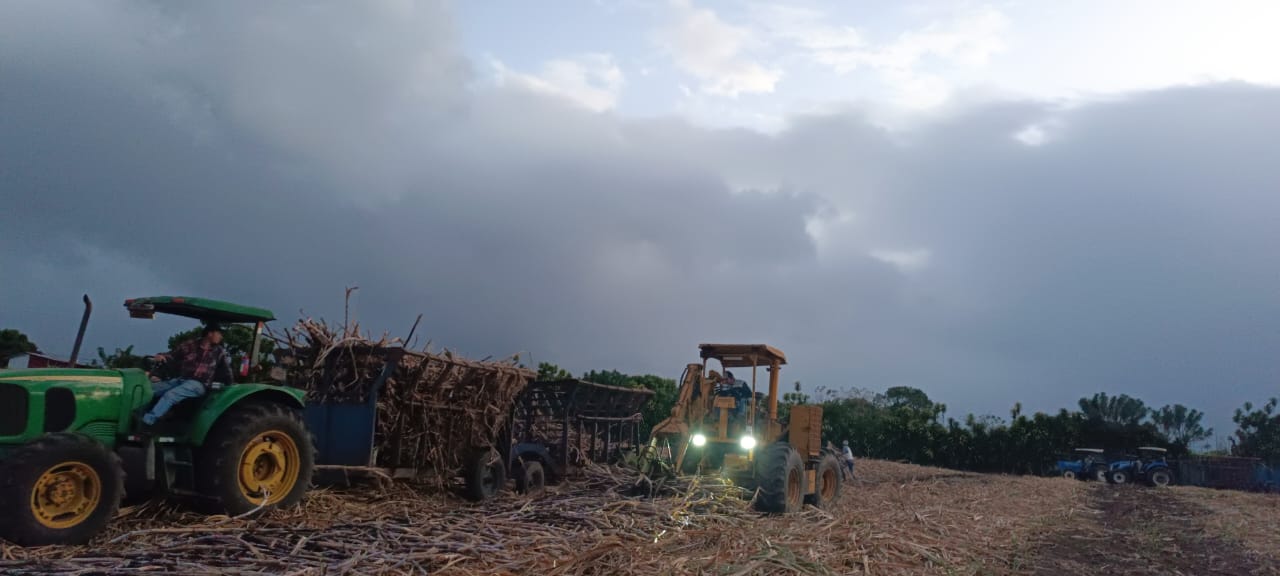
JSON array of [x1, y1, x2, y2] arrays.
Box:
[[804, 387, 1280, 473], [805, 388, 1198, 475]]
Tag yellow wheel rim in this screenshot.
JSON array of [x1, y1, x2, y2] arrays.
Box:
[[237, 430, 301, 505], [820, 467, 838, 500], [30, 461, 102, 529]]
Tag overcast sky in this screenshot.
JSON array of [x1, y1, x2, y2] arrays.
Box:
[[3, 1, 1278, 441]]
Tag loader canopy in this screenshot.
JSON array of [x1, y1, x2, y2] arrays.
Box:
[[698, 343, 787, 368]]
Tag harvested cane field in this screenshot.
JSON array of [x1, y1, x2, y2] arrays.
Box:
[[6, 459, 1280, 575]]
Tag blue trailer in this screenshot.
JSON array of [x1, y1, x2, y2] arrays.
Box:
[[298, 346, 408, 484]]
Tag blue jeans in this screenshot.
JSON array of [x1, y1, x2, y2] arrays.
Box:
[[143, 378, 206, 425]]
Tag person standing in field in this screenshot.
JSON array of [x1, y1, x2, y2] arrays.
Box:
[[842, 440, 856, 479]]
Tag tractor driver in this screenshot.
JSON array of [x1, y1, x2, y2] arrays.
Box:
[[140, 324, 233, 428]]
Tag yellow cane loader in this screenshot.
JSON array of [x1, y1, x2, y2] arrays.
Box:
[[648, 344, 841, 512]]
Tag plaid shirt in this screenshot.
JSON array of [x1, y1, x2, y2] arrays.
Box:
[[175, 339, 231, 385]]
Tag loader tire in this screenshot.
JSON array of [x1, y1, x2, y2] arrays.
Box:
[[0, 433, 123, 546], [198, 402, 315, 516], [755, 442, 804, 514], [805, 453, 842, 509], [464, 448, 506, 502]]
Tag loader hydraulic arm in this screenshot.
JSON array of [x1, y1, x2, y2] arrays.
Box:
[[649, 363, 708, 438]]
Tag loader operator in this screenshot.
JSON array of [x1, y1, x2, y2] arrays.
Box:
[[140, 324, 232, 428], [722, 371, 751, 419]]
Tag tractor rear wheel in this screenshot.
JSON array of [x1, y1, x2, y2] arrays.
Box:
[[1061, 470, 1078, 480], [1109, 469, 1130, 485], [0, 433, 123, 546], [464, 448, 507, 502], [198, 403, 315, 516], [1147, 468, 1173, 487], [515, 460, 546, 497], [805, 453, 842, 509], [755, 442, 804, 513]]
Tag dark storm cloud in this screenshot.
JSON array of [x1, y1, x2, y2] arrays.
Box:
[[3, 1, 1279, 438]]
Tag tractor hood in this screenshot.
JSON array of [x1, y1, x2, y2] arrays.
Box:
[[0, 367, 122, 382]]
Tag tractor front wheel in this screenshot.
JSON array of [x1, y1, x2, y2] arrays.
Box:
[[755, 442, 804, 513], [198, 403, 315, 516], [1091, 465, 1109, 483], [0, 433, 123, 546], [1109, 469, 1130, 485], [1061, 470, 1078, 480], [1148, 468, 1173, 487]]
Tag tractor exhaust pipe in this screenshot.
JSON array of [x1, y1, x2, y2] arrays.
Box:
[[68, 294, 92, 367]]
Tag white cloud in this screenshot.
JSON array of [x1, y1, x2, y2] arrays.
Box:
[[749, 4, 865, 72], [751, 3, 1008, 109], [659, 0, 781, 97], [1013, 124, 1047, 146], [491, 53, 624, 112], [870, 249, 932, 273]]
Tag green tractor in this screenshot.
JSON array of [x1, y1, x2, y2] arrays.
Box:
[[0, 296, 315, 546]]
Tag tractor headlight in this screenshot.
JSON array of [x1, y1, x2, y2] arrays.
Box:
[[691, 433, 707, 447], [740, 435, 757, 450]]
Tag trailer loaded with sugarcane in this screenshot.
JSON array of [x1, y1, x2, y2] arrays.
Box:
[[281, 329, 657, 501], [274, 324, 537, 500]]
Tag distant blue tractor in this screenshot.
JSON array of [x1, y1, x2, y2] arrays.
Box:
[[1055, 448, 1109, 481], [1107, 446, 1174, 487]]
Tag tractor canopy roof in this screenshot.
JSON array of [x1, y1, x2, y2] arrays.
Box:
[[1074, 448, 1105, 454], [125, 296, 275, 324], [698, 343, 787, 368], [1138, 446, 1168, 453]]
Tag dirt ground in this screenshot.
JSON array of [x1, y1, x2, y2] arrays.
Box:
[[3, 460, 1278, 575], [1026, 483, 1279, 575]]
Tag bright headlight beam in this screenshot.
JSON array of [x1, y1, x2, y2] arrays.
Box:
[[740, 435, 757, 450], [691, 433, 707, 447]]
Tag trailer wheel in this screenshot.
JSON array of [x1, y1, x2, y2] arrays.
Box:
[[1061, 470, 1078, 480], [1147, 468, 1173, 487], [0, 433, 123, 546], [464, 448, 506, 502], [755, 442, 804, 514], [805, 453, 841, 509], [515, 460, 546, 497], [198, 403, 315, 516]]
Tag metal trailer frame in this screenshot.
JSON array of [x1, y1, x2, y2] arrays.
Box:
[[510, 379, 654, 479], [1176, 455, 1280, 492]]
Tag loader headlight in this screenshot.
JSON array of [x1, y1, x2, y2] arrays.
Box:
[[740, 435, 757, 450], [691, 433, 707, 447]]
